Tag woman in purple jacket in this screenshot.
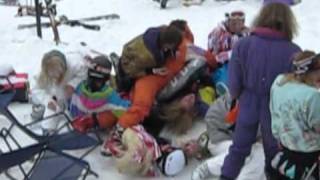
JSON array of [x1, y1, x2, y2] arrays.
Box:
[[220, 2, 301, 180]]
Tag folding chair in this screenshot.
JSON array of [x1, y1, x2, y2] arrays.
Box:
[[0, 128, 98, 180], [0, 75, 101, 176]]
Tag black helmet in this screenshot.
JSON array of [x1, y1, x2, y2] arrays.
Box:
[[87, 56, 112, 80]]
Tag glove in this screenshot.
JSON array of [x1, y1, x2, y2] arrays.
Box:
[[72, 111, 117, 133], [72, 115, 96, 133], [106, 124, 125, 157], [216, 51, 231, 64]]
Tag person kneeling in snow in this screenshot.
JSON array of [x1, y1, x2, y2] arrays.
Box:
[[69, 56, 130, 133]]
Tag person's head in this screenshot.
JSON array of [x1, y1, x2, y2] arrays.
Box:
[[169, 19, 194, 43], [289, 51, 320, 88], [226, 11, 246, 34], [252, 2, 298, 40], [158, 93, 196, 134], [38, 50, 67, 88], [169, 19, 188, 32], [86, 56, 112, 92], [159, 26, 183, 56]]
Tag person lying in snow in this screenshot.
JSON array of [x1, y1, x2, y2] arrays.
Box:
[[106, 25, 188, 148], [31, 49, 87, 133], [69, 55, 130, 133], [109, 124, 188, 177], [270, 50, 320, 180], [207, 10, 249, 96], [104, 20, 216, 177]]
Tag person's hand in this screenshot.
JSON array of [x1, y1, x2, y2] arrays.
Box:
[[106, 124, 125, 157], [64, 85, 74, 99], [216, 51, 231, 64], [152, 67, 168, 76], [47, 101, 57, 111]]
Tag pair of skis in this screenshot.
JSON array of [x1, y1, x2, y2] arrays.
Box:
[[154, 0, 205, 9], [18, 14, 120, 31], [0, 0, 18, 6]]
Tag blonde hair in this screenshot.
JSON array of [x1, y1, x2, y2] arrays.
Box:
[[37, 50, 67, 88], [252, 2, 298, 40], [115, 128, 154, 176], [281, 50, 320, 86], [158, 98, 196, 134]]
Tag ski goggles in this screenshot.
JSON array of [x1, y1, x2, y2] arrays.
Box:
[[85, 59, 111, 76], [293, 53, 320, 75], [226, 11, 245, 20]]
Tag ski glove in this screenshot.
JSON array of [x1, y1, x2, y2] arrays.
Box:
[[216, 51, 231, 64]]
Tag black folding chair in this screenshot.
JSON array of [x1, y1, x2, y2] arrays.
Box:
[[0, 128, 98, 180], [0, 75, 101, 178]]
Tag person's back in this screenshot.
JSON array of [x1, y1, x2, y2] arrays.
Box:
[[231, 29, 300, 98], [271, 74, 320, 152], [270, 51, 320, 180], [221, 2, 302, 180]]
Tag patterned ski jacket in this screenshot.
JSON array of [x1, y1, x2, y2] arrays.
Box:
[[69, 80, 131, 118]]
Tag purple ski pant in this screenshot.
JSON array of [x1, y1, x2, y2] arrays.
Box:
[[221, 94, 278, 179]]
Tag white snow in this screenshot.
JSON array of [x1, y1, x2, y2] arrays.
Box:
[[0, 0, 320, 179]]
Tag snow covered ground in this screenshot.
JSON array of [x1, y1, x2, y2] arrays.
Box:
[[1, 0, 320, 179]]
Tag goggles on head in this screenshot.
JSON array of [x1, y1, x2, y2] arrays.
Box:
[[86, 59, 111, 79], [293, 53, 320, 75], [226, 11, 245, 21]]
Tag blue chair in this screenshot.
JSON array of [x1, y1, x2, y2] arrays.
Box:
[[0, 75, 101, 179], [0, 128, 98, 180]]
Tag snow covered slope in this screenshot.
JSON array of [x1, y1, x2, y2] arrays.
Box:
[[0, 0, 319, 179]]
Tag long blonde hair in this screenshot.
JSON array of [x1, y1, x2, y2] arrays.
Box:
[[252, 2, 298, 40], [37, 50, 67, 89], [158, 97, 197, 134]]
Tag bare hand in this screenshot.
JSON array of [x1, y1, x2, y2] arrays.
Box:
[[64, 85, 74, 99], [47, 101, 57, 111]]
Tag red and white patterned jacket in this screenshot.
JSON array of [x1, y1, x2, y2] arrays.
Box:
[[207, 22, 249, 63]]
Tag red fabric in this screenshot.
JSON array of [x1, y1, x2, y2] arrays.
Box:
[[72, 111, 117, 133], [225, 103, 239, 124], [0, 73, 28, 89], [204, 50, 218, 69]]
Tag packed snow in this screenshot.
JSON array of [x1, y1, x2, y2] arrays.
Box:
[[0, 0, 320, 179]]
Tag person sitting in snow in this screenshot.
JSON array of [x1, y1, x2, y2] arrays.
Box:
[[208, 10, 249, 96], [270, 50, 320, 180], [35, 50, 87, 108], [32, 49, 87, 133], [69, 55, 131, 133]]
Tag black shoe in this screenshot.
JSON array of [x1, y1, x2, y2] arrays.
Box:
[[265, 167, 287, 180]]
